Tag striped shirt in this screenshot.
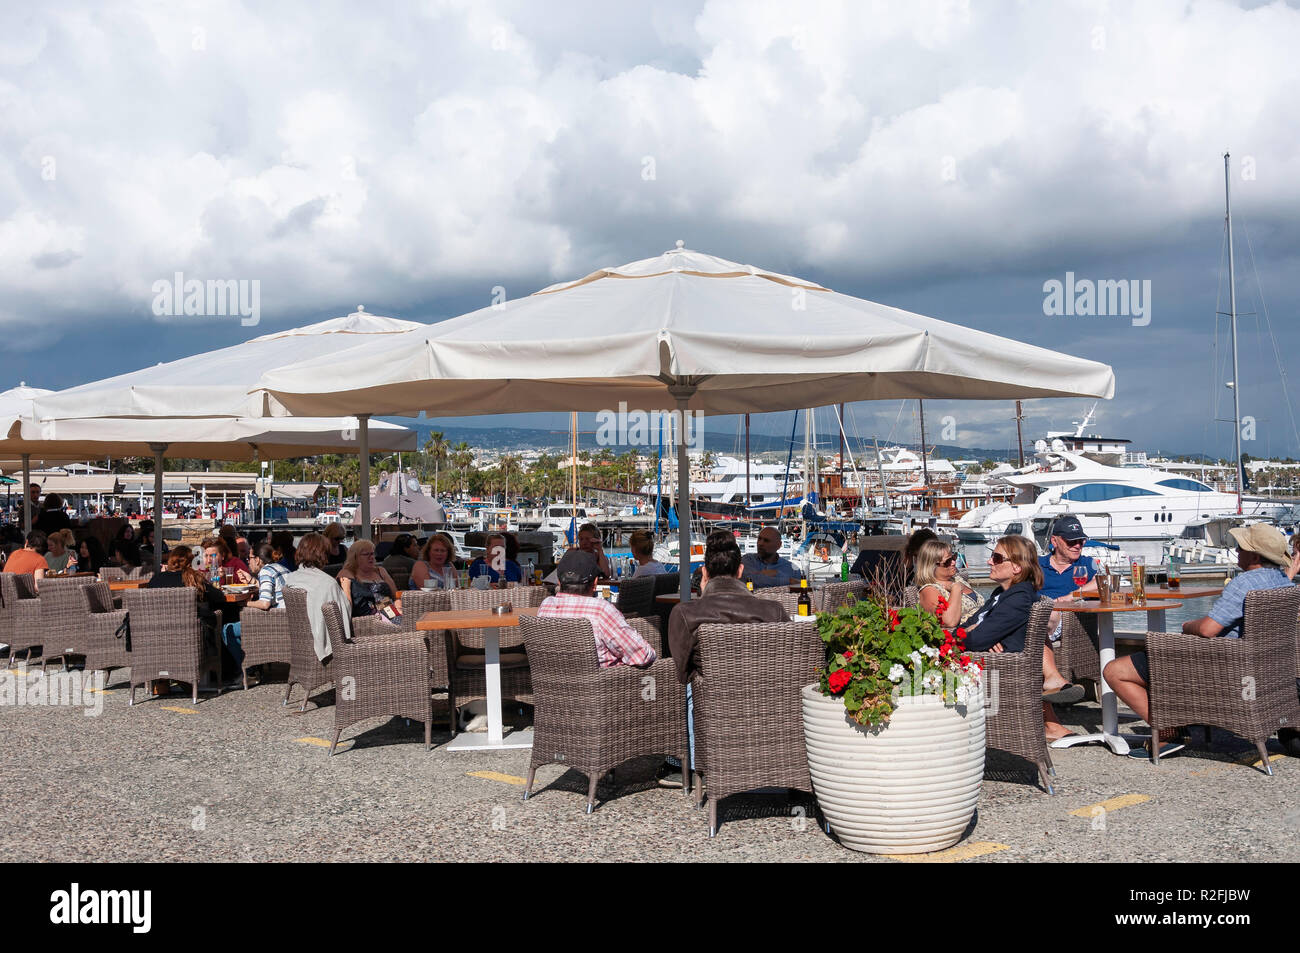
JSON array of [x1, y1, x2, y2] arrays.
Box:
[[259, 562, 292, 608], [537, 593, 657, 668]]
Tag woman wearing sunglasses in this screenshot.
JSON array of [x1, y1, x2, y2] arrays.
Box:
[[915, 539, 980, 627], [963, 535, 1041, 654]]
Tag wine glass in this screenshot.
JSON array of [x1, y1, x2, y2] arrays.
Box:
[[1073, 563, 1089, 590]]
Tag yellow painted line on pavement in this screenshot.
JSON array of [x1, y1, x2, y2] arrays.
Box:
[[467, 770, 528, 786], [1069, 794, 1150, 817], [1238, 753, 1285, 769], [160, 705, 199, 714], [884, 841, 1010, 863], [295, 737, 332, 747]]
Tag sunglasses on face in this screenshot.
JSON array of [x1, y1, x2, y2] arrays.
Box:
[[990, 552, 1010, 565], [937, 556, 957, 567]]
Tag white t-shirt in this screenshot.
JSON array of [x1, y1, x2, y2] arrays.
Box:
[[632, 560, 667, 577]]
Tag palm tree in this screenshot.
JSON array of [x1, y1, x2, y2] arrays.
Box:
[[424, 430, 450, 498]]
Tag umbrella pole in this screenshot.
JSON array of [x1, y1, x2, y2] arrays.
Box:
[[358, 415, 371, 541], [22, 453, 32, 535], [670, 386, 696, 601], [149, 443, 168, 569]]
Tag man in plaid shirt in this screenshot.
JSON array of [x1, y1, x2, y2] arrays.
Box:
[[538, 550, 656, 668]]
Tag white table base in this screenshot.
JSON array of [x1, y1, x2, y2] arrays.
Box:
[[446, 625, 534, 752], [1050, 606, 1165, 755]]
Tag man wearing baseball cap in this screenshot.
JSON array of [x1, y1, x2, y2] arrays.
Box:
[[536, 549, 656, 668], [1036, 515, 1096, 716], [1105, 522, 1298, 760]]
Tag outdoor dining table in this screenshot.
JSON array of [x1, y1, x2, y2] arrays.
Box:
[[108, 580, 149, 591], [416, 606, 539, 752], [1051, 600, 1184, 756]]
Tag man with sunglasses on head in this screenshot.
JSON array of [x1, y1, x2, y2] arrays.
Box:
[[1036, 515, 1097, 706]]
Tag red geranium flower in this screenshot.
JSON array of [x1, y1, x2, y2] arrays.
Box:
[[828, 669, 852, 694], [842, 650, 855, 661]]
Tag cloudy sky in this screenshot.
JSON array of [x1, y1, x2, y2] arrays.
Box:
[[4, 0, 1300, 460]]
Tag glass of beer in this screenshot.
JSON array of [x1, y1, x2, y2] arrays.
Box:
[[1130, 560, 1146, 606], [1167, 561, 1181, 590], [1096, 574, 1111, 605]]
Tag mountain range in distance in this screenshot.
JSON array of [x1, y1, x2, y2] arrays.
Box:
[[386, 419, 1018, 462]]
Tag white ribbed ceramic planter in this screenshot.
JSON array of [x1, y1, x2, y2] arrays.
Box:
[[802, 685, 985, 854]]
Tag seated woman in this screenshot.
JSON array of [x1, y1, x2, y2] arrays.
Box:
[[410, 532, 459, 590], [337, 539, 398, 617], [221, 542, 292, 672], [283, 532, 352, 661], [322, 523, 349, 564], [110, 537, 142, 571], [44, 529, 79, 575], [199, 535, 253, 584], [147, 546, 237, 683], [382, 533, 419, 577], [78, 536, 107, 576], [629, 530, 666, 577], [915, 539, 980, 627], [963, 534, 1071, 741]]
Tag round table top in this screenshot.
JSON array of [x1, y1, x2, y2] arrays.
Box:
[[1058, 601, 1182, 614], [416, 606, 539, 631], [1084, 586, 1222, 601]]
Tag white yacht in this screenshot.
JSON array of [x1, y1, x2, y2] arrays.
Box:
[[956, 449, 1287, 542], [641, 455, 803, 507]]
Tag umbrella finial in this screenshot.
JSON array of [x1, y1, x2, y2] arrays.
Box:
[[356, 305, 366, 312], [674, 240, 684, 251]]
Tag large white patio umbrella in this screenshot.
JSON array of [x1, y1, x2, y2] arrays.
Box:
[[5, 385, 415, 564], [255, 246, 1117, 594], [29, 307, 425, 536]]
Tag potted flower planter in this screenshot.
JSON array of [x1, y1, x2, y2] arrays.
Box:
[[802, 686, 985, 854]]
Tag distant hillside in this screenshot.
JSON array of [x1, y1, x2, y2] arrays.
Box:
[[384, 419, 1016, 461]]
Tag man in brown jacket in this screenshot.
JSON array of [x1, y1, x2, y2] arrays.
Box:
[[662, 536, 788, 785]]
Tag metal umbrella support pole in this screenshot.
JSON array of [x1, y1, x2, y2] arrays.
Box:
[[22, 453, 32, 535], [358, 414, 371, 541], [149, 443, 168, 569], [669, 385, 696, 601]]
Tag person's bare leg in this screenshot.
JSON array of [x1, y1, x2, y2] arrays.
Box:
[[1043, 644, 1069, 692], [1044, 701, 1071, 741]]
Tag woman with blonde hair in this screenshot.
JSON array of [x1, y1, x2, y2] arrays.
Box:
[[914, 538, 979, 627], [338, 539, 397, 616], [44, 529, 79, 575], [411, 533, 458, 589], [963, 535, 1042, 653]]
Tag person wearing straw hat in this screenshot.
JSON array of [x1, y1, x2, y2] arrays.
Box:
[[1104, 522, 1298, 760]]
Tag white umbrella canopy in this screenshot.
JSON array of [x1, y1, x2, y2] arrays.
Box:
[[255, 245, 1115, 418], [30, 307, 423, 421], [254, 245, 1116, 594], [5, 379, 415, 559], [26, 307, 425, 540]]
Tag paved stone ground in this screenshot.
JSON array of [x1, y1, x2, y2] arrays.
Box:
[[1, 665, 1297, 863]]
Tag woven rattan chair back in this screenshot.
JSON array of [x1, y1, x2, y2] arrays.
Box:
[[449, 587, 523, 649], [79, 582, 130, 682], [283, 587, 334, 711], [819, 579, 866, 613], [614, 576, 655, 618], [692, 620, 823, 835], [37, 576, 97, 671], [122, 586, 208, 706], [97, 567, 126, 582], [0, 572, 43, 662], [519, 615, 688, 811]]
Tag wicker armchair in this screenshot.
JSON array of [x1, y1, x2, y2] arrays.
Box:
[[1, 573, 43, 666], [904, 586, 1056, 793], [123, 587, 218, 706], [615, 576, 656, 619], [819, 579, 866, 613], [754, 588, 807, 616], [1147, 586, 1300, 772], [37, 576, 99, 672], [519, 615, 688, 812], [1059, 611, 1101, 685], [321, 603, 434, 754], [239, 606, 292, 688], [80, 583, 131, 686], [97, 567, 126, 583], [449, 588, 526, 649], [396, 589, 453, 709], [283, 588, 333, 711], [690, 620, 824, 837]]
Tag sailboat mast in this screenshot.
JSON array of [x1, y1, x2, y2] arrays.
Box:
[[1224, 151, 1244, 515], [745, 412, 751, 508], [1015, 400, 1025, 467]]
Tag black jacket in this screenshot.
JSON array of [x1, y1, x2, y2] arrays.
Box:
[[964, 580, 1035, 653]]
